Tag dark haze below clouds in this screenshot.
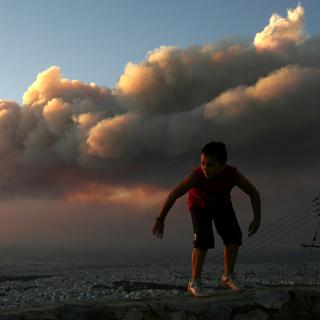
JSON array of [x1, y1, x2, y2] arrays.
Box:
[[0, 193, 318, 264], [0, 5, 319, 262]]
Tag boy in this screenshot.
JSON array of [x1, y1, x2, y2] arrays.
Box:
[[152, 141, 261, 297]]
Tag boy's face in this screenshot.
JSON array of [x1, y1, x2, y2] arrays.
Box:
[[200, 153, 226, 179]]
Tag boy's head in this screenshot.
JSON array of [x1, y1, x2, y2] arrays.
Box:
[[200, 141, 227, 178]]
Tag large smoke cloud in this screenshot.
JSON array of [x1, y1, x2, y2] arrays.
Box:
[[254, 5, 307, 52], [1, 4, 320, 201]]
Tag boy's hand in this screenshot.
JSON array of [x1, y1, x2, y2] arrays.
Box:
[[248, 219, 260, 236], [152, 219, 165, 238]]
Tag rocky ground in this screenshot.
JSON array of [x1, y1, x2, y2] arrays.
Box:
[[0, 262, 319, 312]]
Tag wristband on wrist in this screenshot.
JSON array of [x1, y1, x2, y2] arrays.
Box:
[[156, 217, 164, 223]]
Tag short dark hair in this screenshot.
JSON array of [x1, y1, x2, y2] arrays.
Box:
[[201, 141, 227, 163]]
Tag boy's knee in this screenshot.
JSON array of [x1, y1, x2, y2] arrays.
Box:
[[193, 248, 208, 254]]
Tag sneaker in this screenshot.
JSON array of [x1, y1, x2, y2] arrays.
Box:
[[220, 273, 245, 292], [187, 279, 209, 298]]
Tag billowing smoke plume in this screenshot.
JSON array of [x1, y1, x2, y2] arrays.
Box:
[[1, 4, 320, 201], [254, 5, 307, 52]]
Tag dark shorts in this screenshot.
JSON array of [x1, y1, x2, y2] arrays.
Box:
[[190, 206, 242, 249]]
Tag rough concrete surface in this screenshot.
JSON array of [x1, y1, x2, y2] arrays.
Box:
[[0, 286, 319, 320]]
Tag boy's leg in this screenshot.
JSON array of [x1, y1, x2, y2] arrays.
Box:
[[188, 208, 214, 296], [188, 248, 209, 297], [190, 207, 214, 280], [221, 244, 244, 291], [212, 207, 242, 276], [192, 248, 208, 280], [223, 244, 239, 276], [213, 207, 244, 291]]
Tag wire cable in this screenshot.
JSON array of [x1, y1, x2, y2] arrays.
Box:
[[241, 207, 316, 252], [240, 211, 316, 257], [243, 201, 315, 242], [211, 196, 319, 265], [239, 215, 317, 262]]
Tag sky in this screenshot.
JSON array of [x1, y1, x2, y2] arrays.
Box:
[[0, 0, 320, 263], [1, 0, 320, 102]]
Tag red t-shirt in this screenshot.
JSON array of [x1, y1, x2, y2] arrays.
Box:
[[188, 165, 237, 209]]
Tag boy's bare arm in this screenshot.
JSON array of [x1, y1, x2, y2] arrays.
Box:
[[235, 172, 261, 236], [152, 173, 197, 238], [157, 173, 197, 221]]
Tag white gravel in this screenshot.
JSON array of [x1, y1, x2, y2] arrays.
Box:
[[0, 262, 319, 312]]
